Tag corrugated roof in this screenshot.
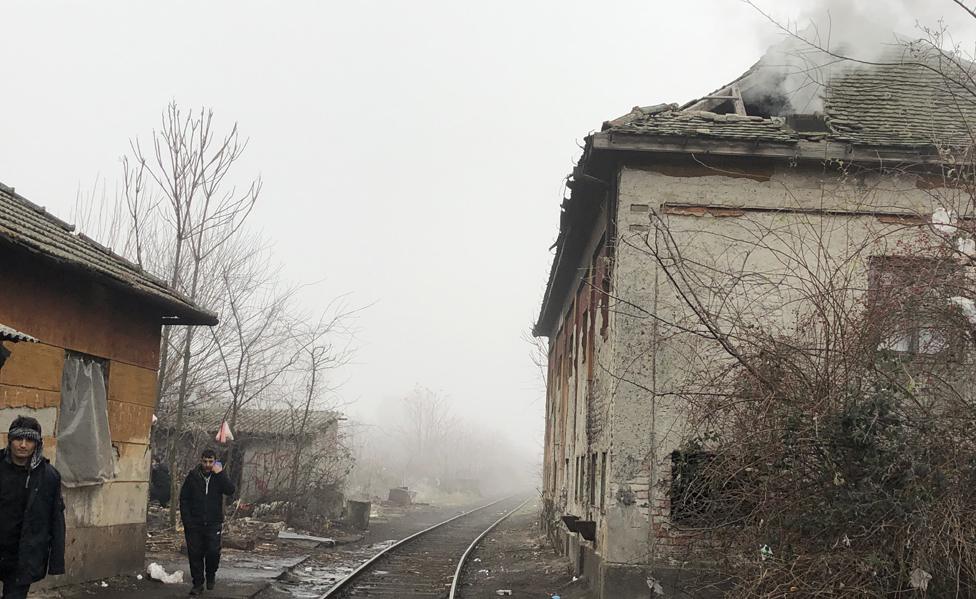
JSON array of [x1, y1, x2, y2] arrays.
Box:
[[183, 407, 339, 437], [0, 324, 37, 343], [0, 183, 217, 325]]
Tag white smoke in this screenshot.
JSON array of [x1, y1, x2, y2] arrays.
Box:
[[743, 0, 975, 114]]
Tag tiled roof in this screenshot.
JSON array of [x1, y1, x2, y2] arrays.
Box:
[[610, 109, 799, 144], [0, 323, 36, 343], [604, 44, 976, 151], [184, 407, 339, 437], [825, 58, 976, 147], [0, 182, 217, 325]]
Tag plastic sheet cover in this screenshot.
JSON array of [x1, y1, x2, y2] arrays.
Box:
[[56, 352, 115, 486]]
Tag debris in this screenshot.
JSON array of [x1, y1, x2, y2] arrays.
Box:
[[136, 575, 143, 581], [388, 487, 412, 506], [147, 562, 184, 584], [495, 591, 512, 596], [910, 568, 932, 591], [932, 207, 957, 235], [100, 582, 108, 588], [252, 501, 288, 519], [647, 575, 665, 595], [760, 544, 773, 561], [277, 530, 336, 548], [222, 533, 256, 551]]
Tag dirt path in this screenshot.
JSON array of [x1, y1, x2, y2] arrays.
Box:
[[455, 498, 593, 599]]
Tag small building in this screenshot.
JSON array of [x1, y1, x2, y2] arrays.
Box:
[[158, 406, 348, 516], [0, 181, 216, 585], [535, 44, 976, 598]]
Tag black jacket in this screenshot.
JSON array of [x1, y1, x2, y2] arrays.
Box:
[[0, 449, 66, 584], [179, 466, 236, 528]]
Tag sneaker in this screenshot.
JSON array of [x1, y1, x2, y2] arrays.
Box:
[[189, 585, 204, 595], [206, 578, 215, 590]]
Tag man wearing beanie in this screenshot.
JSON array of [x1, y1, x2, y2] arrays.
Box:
[[0, 416, 65, 599]]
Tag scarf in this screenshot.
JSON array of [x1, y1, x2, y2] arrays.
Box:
[[6, 428, 44, 471]]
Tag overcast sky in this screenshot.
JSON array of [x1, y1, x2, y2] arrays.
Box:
[[0, 1, 966, 460]]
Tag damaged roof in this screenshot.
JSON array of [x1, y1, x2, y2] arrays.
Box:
[[602, 43, 976, 150], [609, 109, 800, 144], [0, 182, 217, 326], [536, 43, 976, 336]]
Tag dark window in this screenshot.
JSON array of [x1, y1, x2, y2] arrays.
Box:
[[670, 449, 716, 525], [600, 452, 608, 510], [589, 453, 597, 506]]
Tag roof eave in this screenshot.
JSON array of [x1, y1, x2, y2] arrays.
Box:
[[0, 236, 218, 327], [593, 130, 949, 164]]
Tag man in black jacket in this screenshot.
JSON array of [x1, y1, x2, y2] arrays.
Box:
[[0, 416, 66, 599], [179, 449, 236, 595]]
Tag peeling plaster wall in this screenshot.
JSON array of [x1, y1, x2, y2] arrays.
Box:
[[615, 162, 943, 566], [542, 158, 950, 597], [0, 251, 162, 586], [542, 202, 617, 528]]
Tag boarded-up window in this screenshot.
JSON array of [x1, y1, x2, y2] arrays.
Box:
[[56, 351, 114, 486]]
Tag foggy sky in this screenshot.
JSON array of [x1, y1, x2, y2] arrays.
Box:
[[0, 1, 965, 461]]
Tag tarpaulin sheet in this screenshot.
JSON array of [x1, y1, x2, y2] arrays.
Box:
[[56, 352, 115, 486]]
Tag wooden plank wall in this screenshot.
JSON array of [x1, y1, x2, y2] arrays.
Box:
[[0, 250, 164, 584]]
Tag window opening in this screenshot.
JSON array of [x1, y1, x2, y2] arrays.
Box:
[[600, 452, 608, 510], [589, 452, 597, 506], [57, 351, 114, 486]]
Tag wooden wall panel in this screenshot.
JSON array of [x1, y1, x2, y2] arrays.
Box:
[[0, 343, 64, 391], [114, 442, 151, 483], [63, 481, 149, 528], [47, 523, 145, 588], [107, 400, 153, 444], [0, 383, 60, 410], [0, 252, 163, 370], [107, 363, 158, 408]]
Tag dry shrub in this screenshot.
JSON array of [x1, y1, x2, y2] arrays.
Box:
[[673, 286, 976, 597]]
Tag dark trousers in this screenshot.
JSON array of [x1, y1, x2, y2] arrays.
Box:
[[0, 558, 29, 599], [184, 524, 222, 586], [0, 581, 29, 599]]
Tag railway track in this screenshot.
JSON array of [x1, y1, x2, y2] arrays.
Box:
[[321, 494, 531, 599]]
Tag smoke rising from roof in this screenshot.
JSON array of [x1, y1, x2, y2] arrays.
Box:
[[741, 0, 973, 115]]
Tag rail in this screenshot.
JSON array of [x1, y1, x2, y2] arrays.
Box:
[[447, 496, 532, 598], [319, 494, 524, 598]]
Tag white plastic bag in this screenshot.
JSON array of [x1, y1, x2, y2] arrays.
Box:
[[147, 562, 184, 584]]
